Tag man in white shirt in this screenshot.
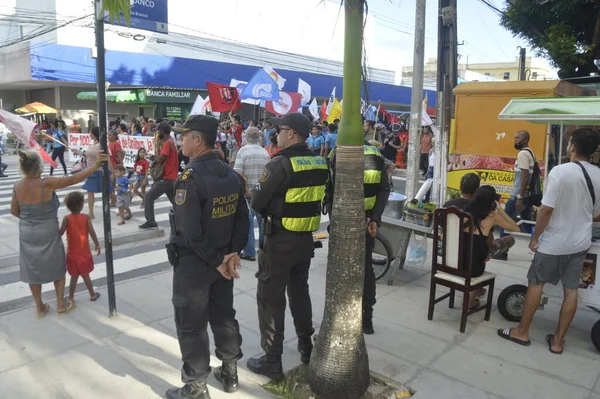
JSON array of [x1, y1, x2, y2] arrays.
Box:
[[234, 127, 271, 261], [499, 128, 600, 354]]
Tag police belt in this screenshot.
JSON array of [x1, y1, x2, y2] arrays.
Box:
[[176, 246, 230, 258], [175, 246, 197, 257]]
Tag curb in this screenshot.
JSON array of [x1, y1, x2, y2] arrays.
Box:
[[0, 227, 166, 269]]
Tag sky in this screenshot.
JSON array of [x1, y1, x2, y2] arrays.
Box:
[[167, 0, 534, 75]]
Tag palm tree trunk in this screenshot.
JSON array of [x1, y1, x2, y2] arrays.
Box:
[[308, 1, 369, 398]]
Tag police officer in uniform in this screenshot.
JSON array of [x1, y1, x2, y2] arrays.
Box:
[[166, 115, 249, 399], [327, 140, 390, 334], [247, 113, 328, 379]]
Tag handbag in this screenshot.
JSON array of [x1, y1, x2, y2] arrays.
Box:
[[70, 157, 87, 174], [150, 139, 176, 181], [150, 161, 164, 181]]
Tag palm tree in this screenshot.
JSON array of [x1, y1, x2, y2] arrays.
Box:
[[308, 1, 370, 398], [101, 0, 131, 24]]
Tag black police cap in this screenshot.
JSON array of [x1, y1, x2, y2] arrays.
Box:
[[174, 115, 219, 139]]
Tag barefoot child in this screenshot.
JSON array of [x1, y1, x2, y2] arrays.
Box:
[[133, 148, 150, 209], [59, 192, 101, 304], [115, 165, 133, 225]]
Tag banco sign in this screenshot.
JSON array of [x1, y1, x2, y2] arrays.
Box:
[[134, 0, 156, 7]]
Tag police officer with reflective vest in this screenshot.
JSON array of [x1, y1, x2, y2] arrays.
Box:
[[247, 113, 328, 379], [166, 115, 249, 399], [327, 141, 390, 334]]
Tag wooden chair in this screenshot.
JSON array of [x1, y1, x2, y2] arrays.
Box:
[[427, 207, 495, 333]]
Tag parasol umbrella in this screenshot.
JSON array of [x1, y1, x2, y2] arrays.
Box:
[[15, 102, 58, 114]]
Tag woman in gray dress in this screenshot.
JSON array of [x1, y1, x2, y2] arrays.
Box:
[[10, 149, 108, 316]]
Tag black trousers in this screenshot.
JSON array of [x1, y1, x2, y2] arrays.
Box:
[[50, 146, 67, 175], [172, 254, 243, 383], [363, 233, 376, 314], [145, 179, 174, 223], [257, 233, 315, 356], [419, 153, 429, 173]]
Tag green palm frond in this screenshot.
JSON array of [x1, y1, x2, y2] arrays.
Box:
[[103, 0, 131, 25]]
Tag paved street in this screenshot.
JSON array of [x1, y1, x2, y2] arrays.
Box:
[[0, 154, 328, 313]]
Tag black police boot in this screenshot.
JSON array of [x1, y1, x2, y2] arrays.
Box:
[[165, 381, 211, 399], [247, 354, 284, 380], [214, 361, 238, 393], [363, 310, 375, 335], [297, 338, 313, 364]]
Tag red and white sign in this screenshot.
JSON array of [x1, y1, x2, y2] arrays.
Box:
[[68, 133, 156, 168], [266, 92, 303, 116]]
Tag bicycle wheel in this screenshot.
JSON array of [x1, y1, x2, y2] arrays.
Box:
[[372, 234, 393, 281]]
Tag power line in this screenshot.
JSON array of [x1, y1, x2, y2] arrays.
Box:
[[0, 13, 93, 48]]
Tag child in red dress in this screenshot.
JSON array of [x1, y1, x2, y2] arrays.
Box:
[[59, 192, 101, 304], [133, 148, 150, 209]]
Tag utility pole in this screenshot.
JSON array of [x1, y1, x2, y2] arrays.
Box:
[[405, 0, 427, 200], [518, 47, 527, 81], [432, 0, 457, 204], [95, 0, 117, 317]]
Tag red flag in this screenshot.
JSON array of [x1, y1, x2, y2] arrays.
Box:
[[29, 139, 57, 168], [320, 99, 327, 121], [206, 82, 242, 112], [266, 92, 303, 116]]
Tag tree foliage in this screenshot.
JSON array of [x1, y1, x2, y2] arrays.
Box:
[[500, 0, 600, 78], [101, 0, 131, 25]]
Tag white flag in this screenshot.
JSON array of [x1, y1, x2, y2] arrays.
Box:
[[422, 104, 434, 126], [298, 78, 311, 105], [200, 96, 220, 116], [263, 66, 286, 90], [230, 79, 260, 105], [326, 87, 336, 115], [190, 95, 205, 116], [308, 98, 319, 121], [0, 109, 36, 146]]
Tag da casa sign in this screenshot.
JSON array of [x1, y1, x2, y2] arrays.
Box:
[[139, 89, 196, 103]]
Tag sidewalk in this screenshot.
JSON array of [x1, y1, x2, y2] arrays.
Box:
[[1, 237, 600, 398]]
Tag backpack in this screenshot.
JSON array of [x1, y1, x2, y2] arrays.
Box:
[[524, 148, 542, 206]]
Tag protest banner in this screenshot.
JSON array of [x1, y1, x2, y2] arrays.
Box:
[[68, 134, 156, 168]]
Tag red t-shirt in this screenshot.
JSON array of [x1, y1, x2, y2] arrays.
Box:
[[161, 137, 179, 181], [231, 125, 243, 147], [109, 141, 122, 167], [398, 132, 409, 147], [134, 159, 150, 175]]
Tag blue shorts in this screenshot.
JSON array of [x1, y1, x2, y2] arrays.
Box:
[[136, 174, 146, 184], [82, 170, 113, 193]]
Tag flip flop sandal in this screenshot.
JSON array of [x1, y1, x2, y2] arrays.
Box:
[[546, 334, 563, 354], [57, 300, 76, 315], [90, 292, 101, 302], [36, 303, 50, 318], [125, 214, 132, 220], [497, 328, 531, 346]]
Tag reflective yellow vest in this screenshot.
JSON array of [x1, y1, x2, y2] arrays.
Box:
[[281, 154, 329, 232], [328, 145, 383, 211]]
